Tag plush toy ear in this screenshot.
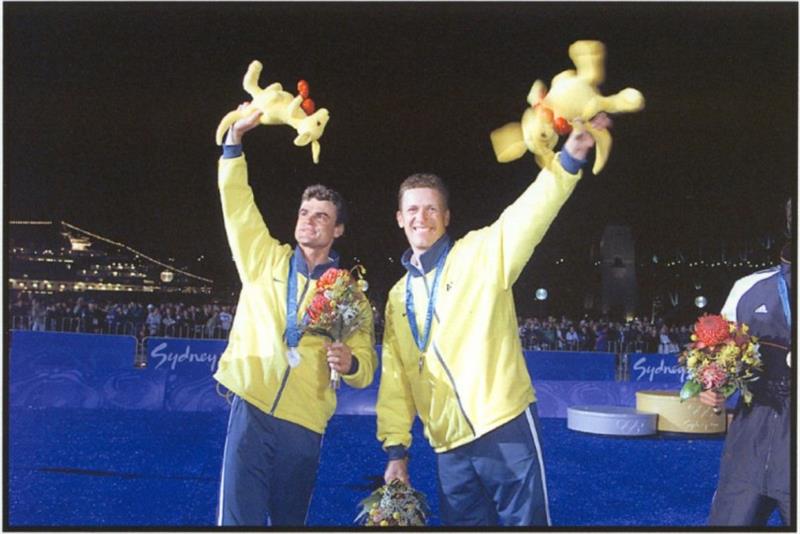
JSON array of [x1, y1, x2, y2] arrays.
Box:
[[527, 80, 547, 106], [490, 122, 527, 163], [293, 132, 311, 146]]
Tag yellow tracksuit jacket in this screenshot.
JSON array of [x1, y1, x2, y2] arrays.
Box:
[[376, 156, 582, 452], [213, 155, 377, 434]]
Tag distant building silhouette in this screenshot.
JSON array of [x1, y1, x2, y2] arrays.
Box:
[[8, 220, 213, 296], [599, 225, 637, 320]]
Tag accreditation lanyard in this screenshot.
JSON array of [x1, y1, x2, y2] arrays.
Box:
[[405, 243, 450, 356], [778, 270, 791, 327]]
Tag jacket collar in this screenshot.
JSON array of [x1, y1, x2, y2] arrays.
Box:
[[293, 246, 340, 279], [401, 234, 451, 277]]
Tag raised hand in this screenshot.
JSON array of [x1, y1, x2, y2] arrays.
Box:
[[223, 102, 263, 145], [563, 112, 613, 162]]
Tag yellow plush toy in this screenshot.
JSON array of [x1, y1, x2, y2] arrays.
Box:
[[490, 40, 644, 174], [215, 60, 330, 164]]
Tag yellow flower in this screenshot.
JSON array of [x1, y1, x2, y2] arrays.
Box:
[[392, 512, 401, 520], [687, 356, 698, 368], [380, 520, 389, 526], [691, 334, 697, 342]]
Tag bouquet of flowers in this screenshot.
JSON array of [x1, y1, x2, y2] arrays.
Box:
[[303, 265, 370, 388], [355, 479, 430, 527], [678, 314, 763, 406]]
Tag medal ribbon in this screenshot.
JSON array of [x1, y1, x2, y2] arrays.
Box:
[[285, 257, 304, 349], [405, 243, 450, 352]]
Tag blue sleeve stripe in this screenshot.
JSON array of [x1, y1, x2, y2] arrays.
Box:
[[558, 150, 586, 174], [222, 144, 243, 159]]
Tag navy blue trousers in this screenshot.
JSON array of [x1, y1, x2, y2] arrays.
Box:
[[436, 403, 550, 526], [217, 396, 322, 526], [708, 398, 791, 526]]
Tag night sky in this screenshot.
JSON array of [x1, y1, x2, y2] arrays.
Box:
[[5, 2, 798, 313]]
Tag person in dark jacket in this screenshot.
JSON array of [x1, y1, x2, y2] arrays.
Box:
[[700, 199, 792, 526]]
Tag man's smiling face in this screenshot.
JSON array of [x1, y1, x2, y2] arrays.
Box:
[[396, 187, 450, 255]]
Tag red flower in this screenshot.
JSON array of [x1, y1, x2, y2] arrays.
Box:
[[694, 314, 730, 347], [307, 293, 330, 321], [699, 363, 727, 390], [319, 268, 344, 289]]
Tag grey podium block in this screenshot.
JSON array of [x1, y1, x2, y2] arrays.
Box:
[[567, 405, 658, 436]]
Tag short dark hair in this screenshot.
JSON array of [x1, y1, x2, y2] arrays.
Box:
[[397, 173, 449, 209], [301, 184, 347, 225]]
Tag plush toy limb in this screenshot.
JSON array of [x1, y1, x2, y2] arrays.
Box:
[[490, 122, 527, 162], [215, 108, 247, 145], [287, 95, 303, 117], [590, 88, 645, 118], [586, 124, 612, 174], [243, 60, 264, 96], [311, 140, 321, 164], [569, 40, 606, 86]]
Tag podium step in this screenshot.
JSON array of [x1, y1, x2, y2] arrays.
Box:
[[635, 390, 726, 434], [567, 405, 657, 436]]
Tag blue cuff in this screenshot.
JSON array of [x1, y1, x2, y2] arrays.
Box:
[[346, 355, 360, 375], [386, 445, 408, 460], [559, 149, 586, 174], [222, 144, 243, 159]]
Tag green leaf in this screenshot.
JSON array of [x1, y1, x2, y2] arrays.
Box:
[[720, 384, 737, 398], [680, 380, 701, 401]]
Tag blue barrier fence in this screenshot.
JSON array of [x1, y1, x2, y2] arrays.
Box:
[[9, 331, 689, 417], [9, 331, 164, 410]]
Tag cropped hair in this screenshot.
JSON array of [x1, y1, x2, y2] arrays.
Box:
[[301, 184, 347, 226], [397, 173, 449, 209]]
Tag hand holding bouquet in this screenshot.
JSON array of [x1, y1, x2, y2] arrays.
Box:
[[678, 314, 763, 410], [304, 265, 370, 388], [355, 479, 430, 527]]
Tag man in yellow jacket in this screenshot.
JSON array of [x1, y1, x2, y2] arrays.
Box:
[[376, 114, 611, 526], [214, 107, 377, 526]]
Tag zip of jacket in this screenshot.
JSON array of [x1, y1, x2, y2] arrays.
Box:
[[270, 273, 312, 415]]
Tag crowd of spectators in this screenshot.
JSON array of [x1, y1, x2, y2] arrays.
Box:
[[10, 294, 236, 340], [518, 315, 690, 354], [11, 293, 691, 354]]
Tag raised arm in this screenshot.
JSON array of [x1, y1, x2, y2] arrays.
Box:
[[218, 105, 284, 283], [484, 113, 612, 288]]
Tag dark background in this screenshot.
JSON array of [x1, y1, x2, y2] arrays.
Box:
[[5, 2, 797, 319]]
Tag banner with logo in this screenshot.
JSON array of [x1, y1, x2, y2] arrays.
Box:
[[145, 337, 229, 412], [627, 353, 686, 384]]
